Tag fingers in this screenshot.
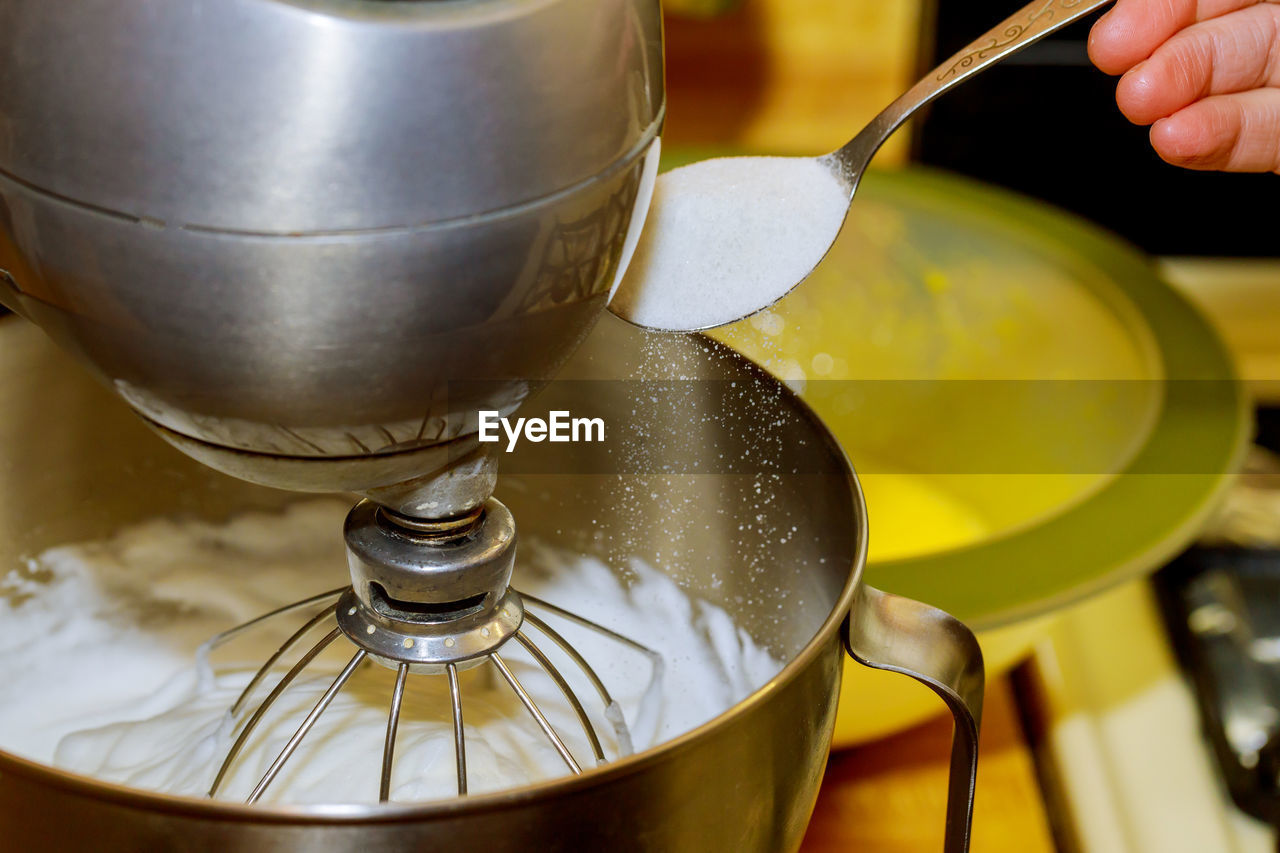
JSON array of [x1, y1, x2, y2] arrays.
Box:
[[1088, 0, 1269, 75], [1114, 3, 1280, 124], [1149, 87, 1280, 171]]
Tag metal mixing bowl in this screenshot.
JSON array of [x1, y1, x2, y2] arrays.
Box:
[[0, 313, 981, 851]]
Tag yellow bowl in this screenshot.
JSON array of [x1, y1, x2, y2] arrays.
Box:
[[704, 166, 1247, 743]]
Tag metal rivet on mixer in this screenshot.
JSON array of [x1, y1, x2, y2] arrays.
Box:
[[348, 607, 357, 616], [481, 627, 491, 638], [444, 637, 455, 648], [403, 638, 414, 649], [365, 624, 376, 635]]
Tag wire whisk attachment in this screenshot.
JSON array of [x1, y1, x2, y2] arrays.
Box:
[[201, 585, 662, 803]]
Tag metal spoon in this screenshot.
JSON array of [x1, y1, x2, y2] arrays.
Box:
[[609, 0, 1114, 333]]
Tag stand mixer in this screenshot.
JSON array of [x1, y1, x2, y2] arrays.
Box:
[[0, 0, 665, 800], [0, 1, 983, 850]]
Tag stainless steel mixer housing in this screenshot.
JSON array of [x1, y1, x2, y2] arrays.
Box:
[[0, 0, 664, 517]]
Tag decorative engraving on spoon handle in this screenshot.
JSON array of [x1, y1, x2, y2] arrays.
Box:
[[936, 0, 1112, 82]]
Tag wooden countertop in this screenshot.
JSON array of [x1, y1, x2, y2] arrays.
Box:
[[801, 677, 1056, 853]]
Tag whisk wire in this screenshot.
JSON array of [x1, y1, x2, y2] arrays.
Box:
[[521, 611, 616, 710], [447, 662, 467, 795], [515, 632, 606, 764], [209, 624, 343, 798], [205, 587, 345, 652], [380, 662, 410, 803], [247, 648, 368, 804], [206, 585, 664, 801], [491, 653, 582, 774], [519, 591, 658, 658], [231, 603, 339, 716]]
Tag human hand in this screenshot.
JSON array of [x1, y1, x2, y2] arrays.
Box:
[[1089, 0, 1280, 173]]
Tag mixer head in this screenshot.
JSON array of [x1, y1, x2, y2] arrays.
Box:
[[0, 0, 664, 518]]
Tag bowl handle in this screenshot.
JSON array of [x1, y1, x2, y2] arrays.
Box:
[[843, 585, 985, 853]]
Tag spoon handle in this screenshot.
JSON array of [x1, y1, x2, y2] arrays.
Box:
[[830, 0, 1115, 182]]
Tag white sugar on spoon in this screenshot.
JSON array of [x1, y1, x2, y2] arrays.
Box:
[[608, 0, 1116, 333], [609, 156, 848, 332]]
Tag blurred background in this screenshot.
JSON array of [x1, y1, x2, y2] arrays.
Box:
[[4, 1, 1274, 849], [660, 1, 1280, 851]]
